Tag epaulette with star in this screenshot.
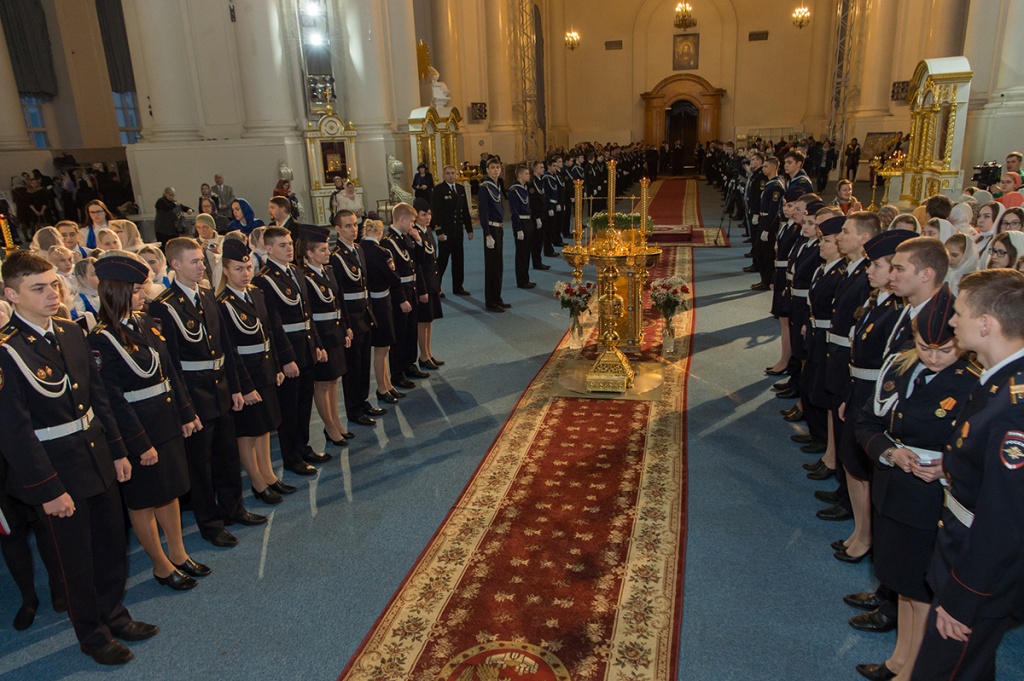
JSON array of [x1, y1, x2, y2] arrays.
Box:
[[153, 286, 176, 304], [0, 325, 18, 346]]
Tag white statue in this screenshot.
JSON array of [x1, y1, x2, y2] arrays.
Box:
[[386, 155, 415, 204], [278, 161, 294, 182], [430, 66, 451, 109]]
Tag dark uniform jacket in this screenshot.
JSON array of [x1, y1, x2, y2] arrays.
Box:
[[303, 264, 349, 351], [362, 238, 402, 297], [478, 179, 504, 238], [430, 182, 473, 238], [0, 316, 127, 505], [149, 281, 241, 421], [331, 243, 373, 335], [508, 182, 532, 237], [825, 259, 871, 393], [253, 259, 322, 369], [414, 225, 441, 295], [381, 227, 417, 307], [787, 169, 814, 196], [759, 176, 785, 231], [217, 285, 283, 393]]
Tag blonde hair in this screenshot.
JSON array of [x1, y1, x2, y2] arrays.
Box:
[[95, 227, 122, 250], [110, 219, 142, 251], [363, 219, 385, 239], [392, 202, 416, 222]]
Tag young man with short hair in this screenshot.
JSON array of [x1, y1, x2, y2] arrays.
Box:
[[509, 165, 536, 289], [885, 237, 950, 356], [479, 158, 508, 312], [382, 203, 427, 385]]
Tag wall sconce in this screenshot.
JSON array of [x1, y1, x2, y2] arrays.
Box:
[[565, 29, 581, 51], [674, 3, 696, 30], [792, 5, 811, 29]]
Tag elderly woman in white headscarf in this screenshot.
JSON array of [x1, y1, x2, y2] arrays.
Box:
[[943, 233, 979, 295], [948, 202, 976, 235]]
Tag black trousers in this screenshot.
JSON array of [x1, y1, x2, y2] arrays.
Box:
[[437, 230, 465, 292], [514, 223, 533, 285], [753, 224, 778, 286], [276, 369, 315, 469], [542, 212, 558, 254], [38, 483, 131, 650], [484, 227, 504, 306], [529, 216, 544, 267], [389, 301, 416, 377], [183, 413, 243, 536], [560, 203, 571, 237], [0, 512, 63, 606], [342, 330, 372, 419], [911, 606, 1010, 680]]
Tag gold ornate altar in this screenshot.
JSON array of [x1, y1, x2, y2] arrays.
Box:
[[408, 106, 463, 182], [563, 160, 662, 393], [304, 113, 359, 224]]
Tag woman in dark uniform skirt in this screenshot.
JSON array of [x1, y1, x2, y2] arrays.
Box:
[[854, 285, 978, 680], [361, 219, 402, 402], [296, 224, 351, 447], [216, 239, 294, 505], [89, 253, 209, 591], [412, 198, 444, 370]]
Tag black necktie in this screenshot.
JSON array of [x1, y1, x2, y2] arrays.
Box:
[[914, 368, 934, 390], [44, 331, 57, 348], [193, 291, 204, 316], [245, 291, 252, 305]]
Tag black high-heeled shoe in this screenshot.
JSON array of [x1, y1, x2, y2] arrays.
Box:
[[269, 479, 297, 495], [376, 391, 399, 404], [429, 357, 445, 366], [154, 569, 197, 591], [174, 557, 212, 577], [252, 485, 283, 504], [390, 389, 406, 399], [323, 428, 349, 447]]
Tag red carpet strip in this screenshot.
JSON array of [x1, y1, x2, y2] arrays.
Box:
[[338, 247, 695, 681], [640, 179, 725, 246]]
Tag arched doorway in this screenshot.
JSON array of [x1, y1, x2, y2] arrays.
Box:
[[641, 74, 726, 147], [666, 100, 699, 174]]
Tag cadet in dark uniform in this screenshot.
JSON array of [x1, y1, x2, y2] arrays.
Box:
[[412, 198, 444, 370], [331, 210, 383, 424], [297, 223, 352, 449], [253, 227, 328, 476], [752, 157, 784, 290], [509, 165, 536, 289], [151, 238, 265, 547], [430, 165, 473, 296], [479, 157, 507, 312], [90, 253, 209, 592], [217, 239, 295, 505], [743, 151, 767, 243], [783, 149, 814, 195], [766, 190, 809, 380], [855, 284, 978, 681], [781, 204, 824, 422], [0, 250, 157, 665], [528, 161, 551, 271], [543, 158, 562, 255], [912, 270, 1024, 680], [362, 219, 403, 403], [382, 203, 427, 387]]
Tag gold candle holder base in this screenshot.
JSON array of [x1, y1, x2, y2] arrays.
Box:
[[585, 345, 636, 392]]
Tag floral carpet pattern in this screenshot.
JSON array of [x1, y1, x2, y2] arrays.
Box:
[[339, 247, 694, 681]]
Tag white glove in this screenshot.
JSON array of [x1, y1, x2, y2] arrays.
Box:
[[548, 209, 554, 217], [556, 205, 562, 212], [536, 219, 543, 228], [516, 231, 524, 241], [752, 215, 760, 225], [759, 230, 769, 242], [486, 235, 496, 249]]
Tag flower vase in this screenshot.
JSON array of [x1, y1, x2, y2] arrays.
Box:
[[568, 310, 585, 349], [663, 313, 676, 354]]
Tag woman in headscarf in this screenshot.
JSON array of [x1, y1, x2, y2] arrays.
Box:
[[890, 214, 920, 233], [921, 218, 955, 243], [877, 205, 900, 231], [947, 202, 975, 235], [997, 206, 1024, 233], [974, 200, 1005, 263], [983, 230, 1024, 269], [995, 172, 1024, 208], [943, 233, 979, 295], [227, 198, 264, 236]]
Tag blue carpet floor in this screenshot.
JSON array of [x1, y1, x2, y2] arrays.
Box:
[[1, 181, 1021, 680]]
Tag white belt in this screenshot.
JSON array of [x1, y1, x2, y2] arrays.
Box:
[[343, 291, 367, 301], [282, 321, 311, 334], [124, 379, 171, 403], [786, 272, 795, 282], [849, 366, 880, 381], [181, 357, 225, 372], [399, 275, 415, 284], [369, 290, 390, 299], [791, 288, 809, 298], [237, 341, 270, 356], [488, 221, 502, 227], [812, 319, 831, 328], [518, 214, 531, 220], [34, 408, 94, 442], [828, 332, 851, 348], [775, 260, 788, 267], [312, 311, 341, 322], [944, 489, 974, 528]]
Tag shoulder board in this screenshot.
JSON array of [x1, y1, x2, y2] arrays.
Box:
[[257, 263, 272, 276], [153, 286, 175, 303], [0, 326, 18, 347], [215, 289, 230, 303], [965, 360, 982, 378], [246, 283, 259, 291], [90, 321, 108, 335]]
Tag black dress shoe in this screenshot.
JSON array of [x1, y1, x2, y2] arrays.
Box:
[[772, 379, 791, 390], [801, 442, 827, 454], [783, 409, 804, 423], [13, 599, 38, 631], [535, 263, 551, 270], [417, 359, 439, 371], [831, 539, 848, 551], [154, 569, 197, 591], [302, 451, 331, 464], [392, 378, 415, 389], [807, 464, 836, 480], [173, 558, 211, 577], [286, 462, 318, 476], [781, 406, 799, 417], [206, 529, 238, 547], [365, 405, 389, 415], [252, 485, 283, 504], [322, 429, 348, 447], [353, 415, 377, 426], [229, 510, 268, 526], [499, 302, 512, 309], [111, 621, 160, 641], [81, 640, 133, 665], [544, 250, 557, 257], [517, 283, 537, 289], [377, 390, 399, 403], [52, 594, 67, 613], [835, 547, 871, 563], [742, 265, 758, 273], [844, 592, 884, 611], [791, 433, 815, 444], [269, 479, 297, 495], [743, 251, 753, 258], [855, 662, 897, 680], [850, 609, 897, 633], [454, 289, 471, 295], [429, 357, 444, 366], [775, 388, 798, 399], [389, 389, 406, 399], [816, 490, 841, 504], [486, 304, 506, 312], [751, 282, 770, 291], [816, 504, 853, 521], [803, 458, 825, 471], [406, 367, 430, 379]]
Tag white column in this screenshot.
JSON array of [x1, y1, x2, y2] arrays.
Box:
[[852, 0, 899, 118], [801, 4, 835, 135], [484, 0, 516, 159], [386, 0, 421, 130], [430, 0, 464, 112], [132, 0, 201, 141], [924, 0, 968, 59], [232, 0, 298, 138], [0, 15, 31, 150], [546, 0, 570, 147]]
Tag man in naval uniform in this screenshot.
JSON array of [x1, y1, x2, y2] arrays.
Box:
[[479, 158, 508, 312], [430, 165, 473, 296]]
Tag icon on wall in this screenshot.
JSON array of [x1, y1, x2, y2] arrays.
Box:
[[673, 34, 699, 71]]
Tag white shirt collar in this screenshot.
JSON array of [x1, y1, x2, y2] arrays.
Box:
[[980, 345, 1024, 385], [270, 257, 292, 272], [174, 279, 199, 304], [846, 256, 865, 275], [227, 285, 248, 299], [307, 264, 324, 276], [15, 312, 53, 337], [908, 297, 930, 319], [822, 258, 843, 274]]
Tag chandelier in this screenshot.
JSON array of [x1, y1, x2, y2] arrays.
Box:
[[792, 5, 811, 29], [565, 29, 580, 51], [674, 3, 696, 30]]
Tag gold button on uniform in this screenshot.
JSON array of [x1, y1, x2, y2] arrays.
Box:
[[72, 383, 78, 389], [938, 520, 944, 528]]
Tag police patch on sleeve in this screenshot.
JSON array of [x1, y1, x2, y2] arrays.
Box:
[[1000, 431, 1024, 470], [92, 350, 102, 370]]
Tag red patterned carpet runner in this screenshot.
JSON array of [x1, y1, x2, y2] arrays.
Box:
[[339, 247, 694, 681], [642, 179, 725, 246]]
